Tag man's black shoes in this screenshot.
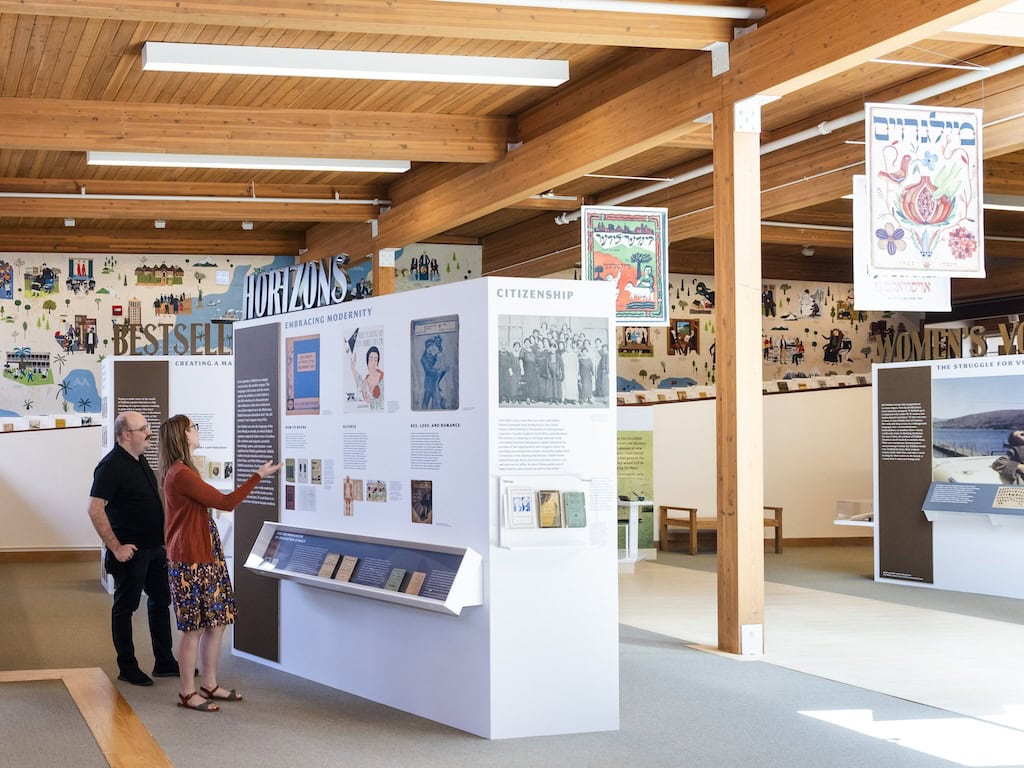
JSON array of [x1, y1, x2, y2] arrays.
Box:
[[117, 668, 154, 686], [151, 661, 180, 678]]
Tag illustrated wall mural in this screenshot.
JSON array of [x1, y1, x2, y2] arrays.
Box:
[[0, 244, 482, 417], [0, 253, 292, 416], [615, 273, 922, 391]]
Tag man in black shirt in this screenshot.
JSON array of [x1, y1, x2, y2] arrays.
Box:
[[88, 411, 179, 686]]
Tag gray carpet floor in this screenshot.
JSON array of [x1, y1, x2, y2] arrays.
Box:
[[0, 552, 1003, 767]]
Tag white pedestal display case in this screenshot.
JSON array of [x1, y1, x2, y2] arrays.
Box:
[[233, 277, 619, 738]]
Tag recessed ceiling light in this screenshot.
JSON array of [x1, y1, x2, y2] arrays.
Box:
[[64, 218, 75, 227], [241, 220, 254, 231], [141, 41, 569, 87], [87, 151, 411, 174], [154, 219, 166, 229]]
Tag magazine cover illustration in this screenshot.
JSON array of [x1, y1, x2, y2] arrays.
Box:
[[343, 325, 385, 414], [285, 334, 320, 416], [410, 315, 459, 411]]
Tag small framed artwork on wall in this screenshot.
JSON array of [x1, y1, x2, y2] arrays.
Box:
[[667, 319, 698, 355]]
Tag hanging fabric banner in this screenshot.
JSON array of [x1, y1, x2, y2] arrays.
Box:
[[865, 102, 984, 279], [581, 206, 669, 326]]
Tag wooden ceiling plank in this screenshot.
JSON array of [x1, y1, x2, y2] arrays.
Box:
[[0, 0, 740, 49], [2, 15, 32, 96], [103, 22, 158, 101], [20, 14, 52, 97], [57, 17, 103, 99], [0, 97, 512, 163], [33, 14, 71, 98]]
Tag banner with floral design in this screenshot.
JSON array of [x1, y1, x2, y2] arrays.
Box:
[[581, 206, 668, 326], [852, 175, 951, 312], [865, 103, 984, 278]]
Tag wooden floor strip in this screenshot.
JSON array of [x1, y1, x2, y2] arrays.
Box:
[[0, 668, 172, 768]]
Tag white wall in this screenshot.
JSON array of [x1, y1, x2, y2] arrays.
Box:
[[649, 386, 873, 540], [0, 426, 102, 550]]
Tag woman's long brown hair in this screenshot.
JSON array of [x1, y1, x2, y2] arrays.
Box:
[[158, 414, 198, 478]]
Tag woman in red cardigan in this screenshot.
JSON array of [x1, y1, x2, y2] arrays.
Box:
[[158, 414, 280, 713]]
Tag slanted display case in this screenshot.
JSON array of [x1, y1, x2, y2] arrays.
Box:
[[246, 522, 482, 615]]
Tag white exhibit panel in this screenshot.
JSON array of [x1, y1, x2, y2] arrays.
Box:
[[234, 276, 620, 739], [874, 357, 1024, 597]]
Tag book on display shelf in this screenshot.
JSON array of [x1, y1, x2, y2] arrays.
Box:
[[384, 568, 407, 591], [317, 552, 341, 579], [562, 491, 587, 528], [537, 490, 562, 528], [506, 485, 537, 528], [334, 555, 359, 582], [403, 571, 426, 595]]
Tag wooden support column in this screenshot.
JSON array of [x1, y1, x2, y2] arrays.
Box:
[[372, 248, 397, 296], [712, 97, 766, 655]]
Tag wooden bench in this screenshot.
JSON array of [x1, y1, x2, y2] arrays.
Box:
[[659, 505, 783, 554]]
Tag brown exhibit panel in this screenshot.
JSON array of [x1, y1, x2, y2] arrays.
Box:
[[233, 322, 281, 662], [876, 365, 934, 585]]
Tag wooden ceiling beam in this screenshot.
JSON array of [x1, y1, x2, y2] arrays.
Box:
[[761, 222, 852, 248], [0, 177, 381, 200], [303, 221, 376, 264], [0, 226, 303, 255], [0, 196, 377, 222], [724, 0, 1009, 99], [0, 97, 512, 163], [0, 0, 741, 49]]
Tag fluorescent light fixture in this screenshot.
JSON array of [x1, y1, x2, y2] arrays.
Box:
[[142, 42, 569, 87], [869, 58, 987, 71], [154, 219, 166, 229], [431, 0, 765, 20], [241, 220, 254, 231], [983, 194, 1024, 212], [63, 218, 75, 227], [87, 151, 411, 174]]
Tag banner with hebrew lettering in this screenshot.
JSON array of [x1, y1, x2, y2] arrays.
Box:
[[582, 206, 668, 326], [865, 103, 984, 278]]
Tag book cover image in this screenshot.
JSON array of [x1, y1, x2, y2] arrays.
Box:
[[317, 552, 340, 579], [404, 571, 426, 595], [384, 568, 407, 591], [296, 460, 309, 484], [507, 485, 537, 529], [334, 555, 358, 582], [411, 479, 433, 524], [311, 458, 322, 485], [367, 480, 387, 502], [410, 315, 459, 411], [208, 460, 223, 480], [537, 490, 563, 528], [343, 325, 386, 414], [285, 458, 296, 483], [285, 484, 295, 511], [562, 491, 587, 528], [286, 334, 321, 416]]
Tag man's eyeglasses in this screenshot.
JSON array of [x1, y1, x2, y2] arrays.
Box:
[[126, 425, 150, 433]]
